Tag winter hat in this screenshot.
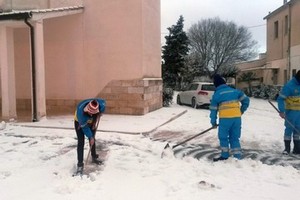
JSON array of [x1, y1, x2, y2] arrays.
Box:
[[295, 70, 300, 83], [213, 74, 226, 87], [84, 100, 99, 114]]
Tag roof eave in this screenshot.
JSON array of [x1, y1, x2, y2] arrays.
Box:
[[264, 0, 295, 20], [0, 12, 32, 21]]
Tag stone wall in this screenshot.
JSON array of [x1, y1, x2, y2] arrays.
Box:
[[99, 78, 162, 115], [0, 78, 162, 119]]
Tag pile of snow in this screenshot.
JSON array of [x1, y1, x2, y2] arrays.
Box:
[[0, 98, 300, 200]]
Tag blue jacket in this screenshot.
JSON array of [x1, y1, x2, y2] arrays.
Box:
[[277, 77, 300, 113], [74, 98, 106, 138], [209, 84, 249, 125]]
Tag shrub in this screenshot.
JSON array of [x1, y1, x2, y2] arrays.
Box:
[[163, 87, 174, 107], [251, 85, 282, 100]]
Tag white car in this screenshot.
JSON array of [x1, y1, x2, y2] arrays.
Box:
[[176, 82, 215, 108]]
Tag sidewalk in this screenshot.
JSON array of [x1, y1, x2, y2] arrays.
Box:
[[13, 107, 187, 135]]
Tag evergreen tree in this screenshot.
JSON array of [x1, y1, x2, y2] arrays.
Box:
[[162, 15, 189, 106], [162, 15, 189, 88]]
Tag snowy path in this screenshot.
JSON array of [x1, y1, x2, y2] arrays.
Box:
[[1, 98, 300, 200]]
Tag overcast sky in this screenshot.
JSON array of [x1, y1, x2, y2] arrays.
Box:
[[161, 0, 285, 53]]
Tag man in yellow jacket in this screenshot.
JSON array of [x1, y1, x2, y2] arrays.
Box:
[[277, 70, 300, 155], [210, 74, 250, 161]]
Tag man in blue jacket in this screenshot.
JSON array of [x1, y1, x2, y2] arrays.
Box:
[[210, 74, 250, 161], [74, 98, 106, 172], [277, 70, 300, 155]]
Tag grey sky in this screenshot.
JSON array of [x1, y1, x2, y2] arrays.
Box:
[[161, 0, 284, 53]]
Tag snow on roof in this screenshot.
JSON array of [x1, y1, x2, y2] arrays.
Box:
[[0, 6, 84, 20]]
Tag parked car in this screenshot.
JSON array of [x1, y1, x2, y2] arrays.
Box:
[[177, 82, 215, 108]]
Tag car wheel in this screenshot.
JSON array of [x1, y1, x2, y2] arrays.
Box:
[[191, 97, 197, 108], [177, 95, 182, 105]]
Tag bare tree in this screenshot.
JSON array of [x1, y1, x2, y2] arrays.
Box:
[[188, 17, 257, 77]]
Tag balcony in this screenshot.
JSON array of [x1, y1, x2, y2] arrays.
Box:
[[0, 0, 83, 12]]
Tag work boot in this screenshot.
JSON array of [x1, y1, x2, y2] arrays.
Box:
[[77, 162, 84, 168], [76, 163, 84, 174], [92, 157, 103, 165], [282, 140, 291, 155], [213, 156, 228, 162], [292, 140, 300, 154], [233, 154, 242, 160]]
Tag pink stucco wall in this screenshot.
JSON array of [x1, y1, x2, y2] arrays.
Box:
[[13, 0, 161, 100], [14, 28, 31, 99], [48, 0, 161, 99], [1, 0, 162, 115]]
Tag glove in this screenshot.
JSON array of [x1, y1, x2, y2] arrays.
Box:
[[211, 119, 217, 127], [89, 137, 95, 146]]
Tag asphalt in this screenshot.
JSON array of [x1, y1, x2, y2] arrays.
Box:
[[12, 107, 188, 135]]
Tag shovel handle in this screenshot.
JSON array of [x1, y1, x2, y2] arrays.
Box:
[[268, 100, 300, 134], [172, 125, 218, 149], [268, 100, 280, 113]]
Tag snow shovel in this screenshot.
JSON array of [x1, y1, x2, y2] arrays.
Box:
[[85, 114, 101, 165], [268, 100, 300, 134], [161, 125, 218, 158]]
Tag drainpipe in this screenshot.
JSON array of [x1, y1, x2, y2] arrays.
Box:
[[287, 3, 291, 80], [24, 17, 38, 122]]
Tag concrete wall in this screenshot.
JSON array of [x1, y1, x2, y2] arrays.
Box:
[[291, 44, 300, 73], [265, 8, 289, 62], [265, 0, 300, 83]]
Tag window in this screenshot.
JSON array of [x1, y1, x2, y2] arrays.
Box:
[[189, 84, 198, 90], [274, 21, 279, 39], [273, 69, 278, 85], [201, 84, 215, 91], [292, 69, 297, 76], [285, 15, 288, 35]]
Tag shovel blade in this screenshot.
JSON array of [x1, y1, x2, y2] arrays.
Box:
[[163, 143, 170, 149], [161, 143, 175, 158]]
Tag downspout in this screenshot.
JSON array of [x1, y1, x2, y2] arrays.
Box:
[[24, 16, 38, 122], [287, 2, 291, 80]]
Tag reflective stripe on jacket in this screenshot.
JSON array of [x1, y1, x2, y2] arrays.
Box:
[[285, 96, 300, 110], [209, 84, 249, 122], [277, 77, 300, 112], [218, 100, 241, 118]]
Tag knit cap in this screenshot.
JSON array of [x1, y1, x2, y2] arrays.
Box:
[[213, 74, 226, 87]]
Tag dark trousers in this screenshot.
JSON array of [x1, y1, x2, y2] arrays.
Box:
[[75, 121, 97, 166]]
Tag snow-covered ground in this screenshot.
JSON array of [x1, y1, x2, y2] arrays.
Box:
[[1, 97, 300, 200]]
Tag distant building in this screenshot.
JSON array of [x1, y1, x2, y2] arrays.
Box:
[[236, 0, 300, 90], [236, 54, 267, 89], [0, 0, 162, 121], [264, 0, 300, 83]]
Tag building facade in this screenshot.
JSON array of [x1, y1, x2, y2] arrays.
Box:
[[264, 0, 300, 84], [0, 0, 162, 121], [236, 0, 300, 91]]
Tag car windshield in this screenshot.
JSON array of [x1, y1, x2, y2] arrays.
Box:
[[201, 84, 215, 91], [188, 84, 199, 90]]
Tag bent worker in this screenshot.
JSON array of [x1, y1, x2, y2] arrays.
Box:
[[209, 74, 250, 161], [74, 98, 106, 172], [277, 70, 300, 155]]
